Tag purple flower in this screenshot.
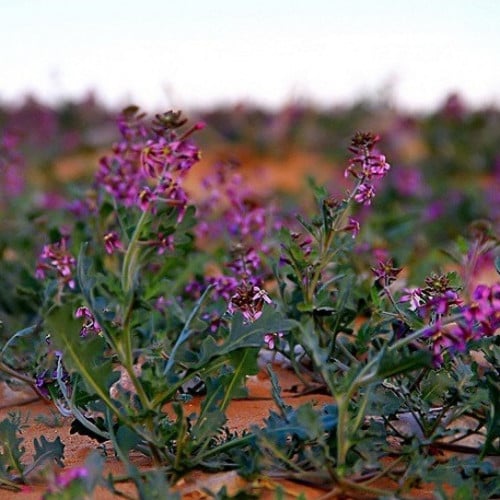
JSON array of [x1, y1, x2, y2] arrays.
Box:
[[422, 321, 466, 368], [419, 282, 500, 368], [95, 108, 201, 219], [341, 217, 360, 238], [104, 231, 124, 255], [354, 183, 375, 205], [54, 466, 88, 489], [208, 275, 240, 302], [150, 232, 174, 255], [75, 306, 102, 337], [399, 287, 424, 311], [228, 284, 272, 323], [36, 236, 76, 289], [344, 131, 390, 206], [463, 283, 500, 337], [0, 130, 26, 199], [264, 332, 284, 350], [371, 259, 402, 287]]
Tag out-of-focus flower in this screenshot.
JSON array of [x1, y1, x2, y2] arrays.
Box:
[[342, 216, 361, 238], [0, 130, 25, 200], [104, 231, 124, 255], [399, 287, 424, 311], [228, 284, 272, 323], [75, 306, 102, 337], [371, 259, 402, 287], [53, 466, 89, 489], [35, 235, 76, 289]]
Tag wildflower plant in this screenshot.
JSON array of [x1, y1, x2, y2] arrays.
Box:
[[261, 131, 500, 496], [18, 108, 294, 494], [0, 105, 499, 498]]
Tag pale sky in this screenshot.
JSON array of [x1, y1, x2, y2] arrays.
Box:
[[1, 0, 499, 111]]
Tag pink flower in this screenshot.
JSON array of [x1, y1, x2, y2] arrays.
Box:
[[54, 466, 88, 489], [354, 183, 375, 205], [104, 231, 124, 255], [264, 332, 284, 350], [36, 236, 76, 289], [75, 306, 102, 337], [399, 287, 424, 311], [228, 285, 272, 323], [342, 217, 360, 238]]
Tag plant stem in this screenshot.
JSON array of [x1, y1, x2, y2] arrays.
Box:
[[121, 209, 149, 294]]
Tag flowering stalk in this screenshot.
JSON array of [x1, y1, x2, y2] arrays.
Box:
[[293, 132, 391, 308]]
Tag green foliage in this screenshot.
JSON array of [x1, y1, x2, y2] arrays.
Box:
[[1, 104, 499, 498], [0, 413, 65, 491]]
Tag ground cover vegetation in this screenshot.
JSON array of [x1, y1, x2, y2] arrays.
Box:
[[0, 94, 499, 498]]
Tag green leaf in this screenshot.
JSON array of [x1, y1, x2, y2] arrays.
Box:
[[188, 307, 296, 369], [220, 348, 259, 409], [116, 426, 142, 455], [0, 418, 25, 477], [32, 435, 65, 470], [267, 366, 292, 417], [46, 305, 119, 406], [377, 349, 432, 379], [482, 372, 500, 457]]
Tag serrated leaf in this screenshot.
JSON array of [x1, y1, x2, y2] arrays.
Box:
[[0, 418, 25, 476], [32, 435, 65, 469]]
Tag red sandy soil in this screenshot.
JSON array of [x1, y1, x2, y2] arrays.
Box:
[[1, 367, 333, 499], [1, 365, 450, 500]]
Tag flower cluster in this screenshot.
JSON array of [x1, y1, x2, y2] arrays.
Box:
[[345, 131, 390, 205], [227, 283, 273, 323], [75, 306, 102, 337], [35, 235, 76, 289], [402, 279, 499, 367], [192, 162, 277, 316], [400, 273, 462, 317], [95, 108, 203, 219], [456, 283, 500, 339]]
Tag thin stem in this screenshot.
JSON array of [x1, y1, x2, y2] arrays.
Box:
[[121, 209, 149, 293], [382, 285, 407, 322], [0, 360, 37, 386]]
